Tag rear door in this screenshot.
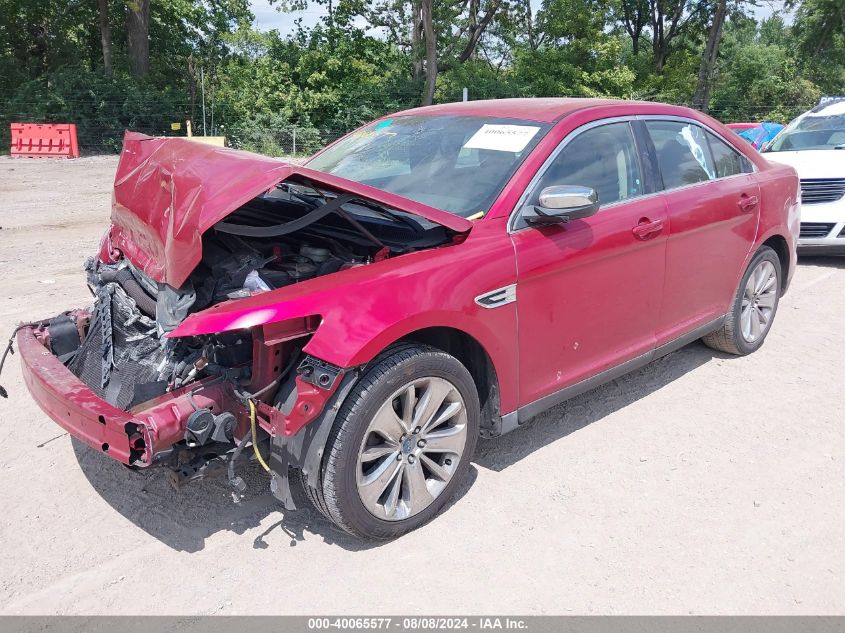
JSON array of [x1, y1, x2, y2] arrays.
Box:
[[643, 118, 760, 344], [510, 119, 667, 406]]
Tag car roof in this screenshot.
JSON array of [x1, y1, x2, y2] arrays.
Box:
[[388, 97, 695, 123]]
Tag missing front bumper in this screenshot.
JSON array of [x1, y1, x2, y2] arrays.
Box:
[[16, 325, 241, 466]]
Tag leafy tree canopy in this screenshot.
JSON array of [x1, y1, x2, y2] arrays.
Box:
[[0, 0, 842, 154]]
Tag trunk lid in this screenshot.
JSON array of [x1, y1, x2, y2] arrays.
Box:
[[110, 132, 472, 288]]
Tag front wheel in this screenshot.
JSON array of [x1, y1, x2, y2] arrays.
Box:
[[303, 344, 480, 539], [703, 246, 781, 355]]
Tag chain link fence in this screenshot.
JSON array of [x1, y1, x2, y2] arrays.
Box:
[[0, 98, 359, 158], [0, 93, 820, 159]]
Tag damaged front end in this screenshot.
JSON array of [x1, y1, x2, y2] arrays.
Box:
[[15, 259, 340, 505], [12, 213, 370, 506], [6, 133, 467, 508], [13, 214, 385, 505]]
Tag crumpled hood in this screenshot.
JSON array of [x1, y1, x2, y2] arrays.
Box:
[[110, 132, 471, 288]]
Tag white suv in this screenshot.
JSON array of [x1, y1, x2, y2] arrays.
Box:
[[763, 99, 845, 255]]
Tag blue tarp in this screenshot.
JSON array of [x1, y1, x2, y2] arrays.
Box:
[[737, 122, 784, 149]]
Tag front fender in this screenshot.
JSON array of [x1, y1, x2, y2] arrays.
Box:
[[306, 305, 518, 414]]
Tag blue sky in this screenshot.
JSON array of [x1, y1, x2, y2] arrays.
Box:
[[250, 0, 324, 33], [249, 0, 788, 36]]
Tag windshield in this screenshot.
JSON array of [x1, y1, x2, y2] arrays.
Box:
[[765, 102, 845, 152], [306, 115, 551, 217]]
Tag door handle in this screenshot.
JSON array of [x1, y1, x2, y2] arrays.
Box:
[[632, 217, 664, 239], [738, 194, 759, 212]]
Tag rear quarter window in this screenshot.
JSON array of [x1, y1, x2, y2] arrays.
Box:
[[706, 131, 752, 178]]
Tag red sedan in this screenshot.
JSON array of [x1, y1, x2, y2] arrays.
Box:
[[8, 98, 800, 539]]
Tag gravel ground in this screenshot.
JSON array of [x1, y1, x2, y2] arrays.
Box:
[[0, 156, 842, 615]]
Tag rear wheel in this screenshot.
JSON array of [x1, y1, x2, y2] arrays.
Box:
[[703, 246, 781, 355], [302, 344, 480, 539]]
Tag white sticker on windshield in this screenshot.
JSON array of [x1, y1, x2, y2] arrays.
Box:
[[463, 124, 541, 153]]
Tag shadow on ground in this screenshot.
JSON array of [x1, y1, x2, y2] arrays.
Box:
[[72, 436, 477, 553], [474, 341, 723, 471], [74, 340, 722, 552]]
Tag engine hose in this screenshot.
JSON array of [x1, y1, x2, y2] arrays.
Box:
[[249, 399, 271, 472], [99, 268, 157, 317], [228, 352, 301, 477], [246, 377, 280, 401]]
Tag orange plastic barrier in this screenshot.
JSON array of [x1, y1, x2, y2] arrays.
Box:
[[10, 123, 80, 158]]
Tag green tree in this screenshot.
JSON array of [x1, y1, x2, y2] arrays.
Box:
[[710, 16, 821, 122], [511, 0, 636, 98], [791, 0, 845, 93]]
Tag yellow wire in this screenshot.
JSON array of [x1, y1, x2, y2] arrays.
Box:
[[248, 399, 271, 472]]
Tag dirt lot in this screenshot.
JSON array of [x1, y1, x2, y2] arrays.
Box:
[[0, 156, 842, 615]]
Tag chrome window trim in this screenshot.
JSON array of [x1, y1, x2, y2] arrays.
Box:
[[508, 113, 759, 234], [636, 114, 760, 176]]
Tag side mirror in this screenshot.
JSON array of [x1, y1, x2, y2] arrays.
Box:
[[523, 185, 600, 225]]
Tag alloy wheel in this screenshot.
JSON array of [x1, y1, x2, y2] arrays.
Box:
[[356, 376, 468, 521], [740, 260, 778, 343]]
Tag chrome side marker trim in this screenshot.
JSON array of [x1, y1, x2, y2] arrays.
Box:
[[474, 284, 516, 309]]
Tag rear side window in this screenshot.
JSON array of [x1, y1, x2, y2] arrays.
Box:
[[533, 122, 644, 207], [646, 121, 715, 190], [706, 131, 749, 178]]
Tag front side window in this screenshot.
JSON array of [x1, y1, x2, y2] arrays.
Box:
[[307, 115, 550, 217], [531, 122, 644, 207], [647, 121, 715, 190]]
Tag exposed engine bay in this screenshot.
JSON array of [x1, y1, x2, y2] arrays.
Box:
[[7, 178, 456, 494], [40, 180, 450, 412]]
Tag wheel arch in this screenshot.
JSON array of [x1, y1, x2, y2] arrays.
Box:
[[760, 233, 790, 292], [285, 323, 504, 502], [394, 326, 502, 436]]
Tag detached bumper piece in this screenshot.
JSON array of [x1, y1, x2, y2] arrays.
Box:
[[68, 283, 169, 411]]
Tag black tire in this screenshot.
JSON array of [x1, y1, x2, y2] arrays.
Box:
[[301, 344, 480, 539], [702, 246, 781, 355]]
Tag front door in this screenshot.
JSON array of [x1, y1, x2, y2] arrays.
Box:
[[511, 120, 668, 407]]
